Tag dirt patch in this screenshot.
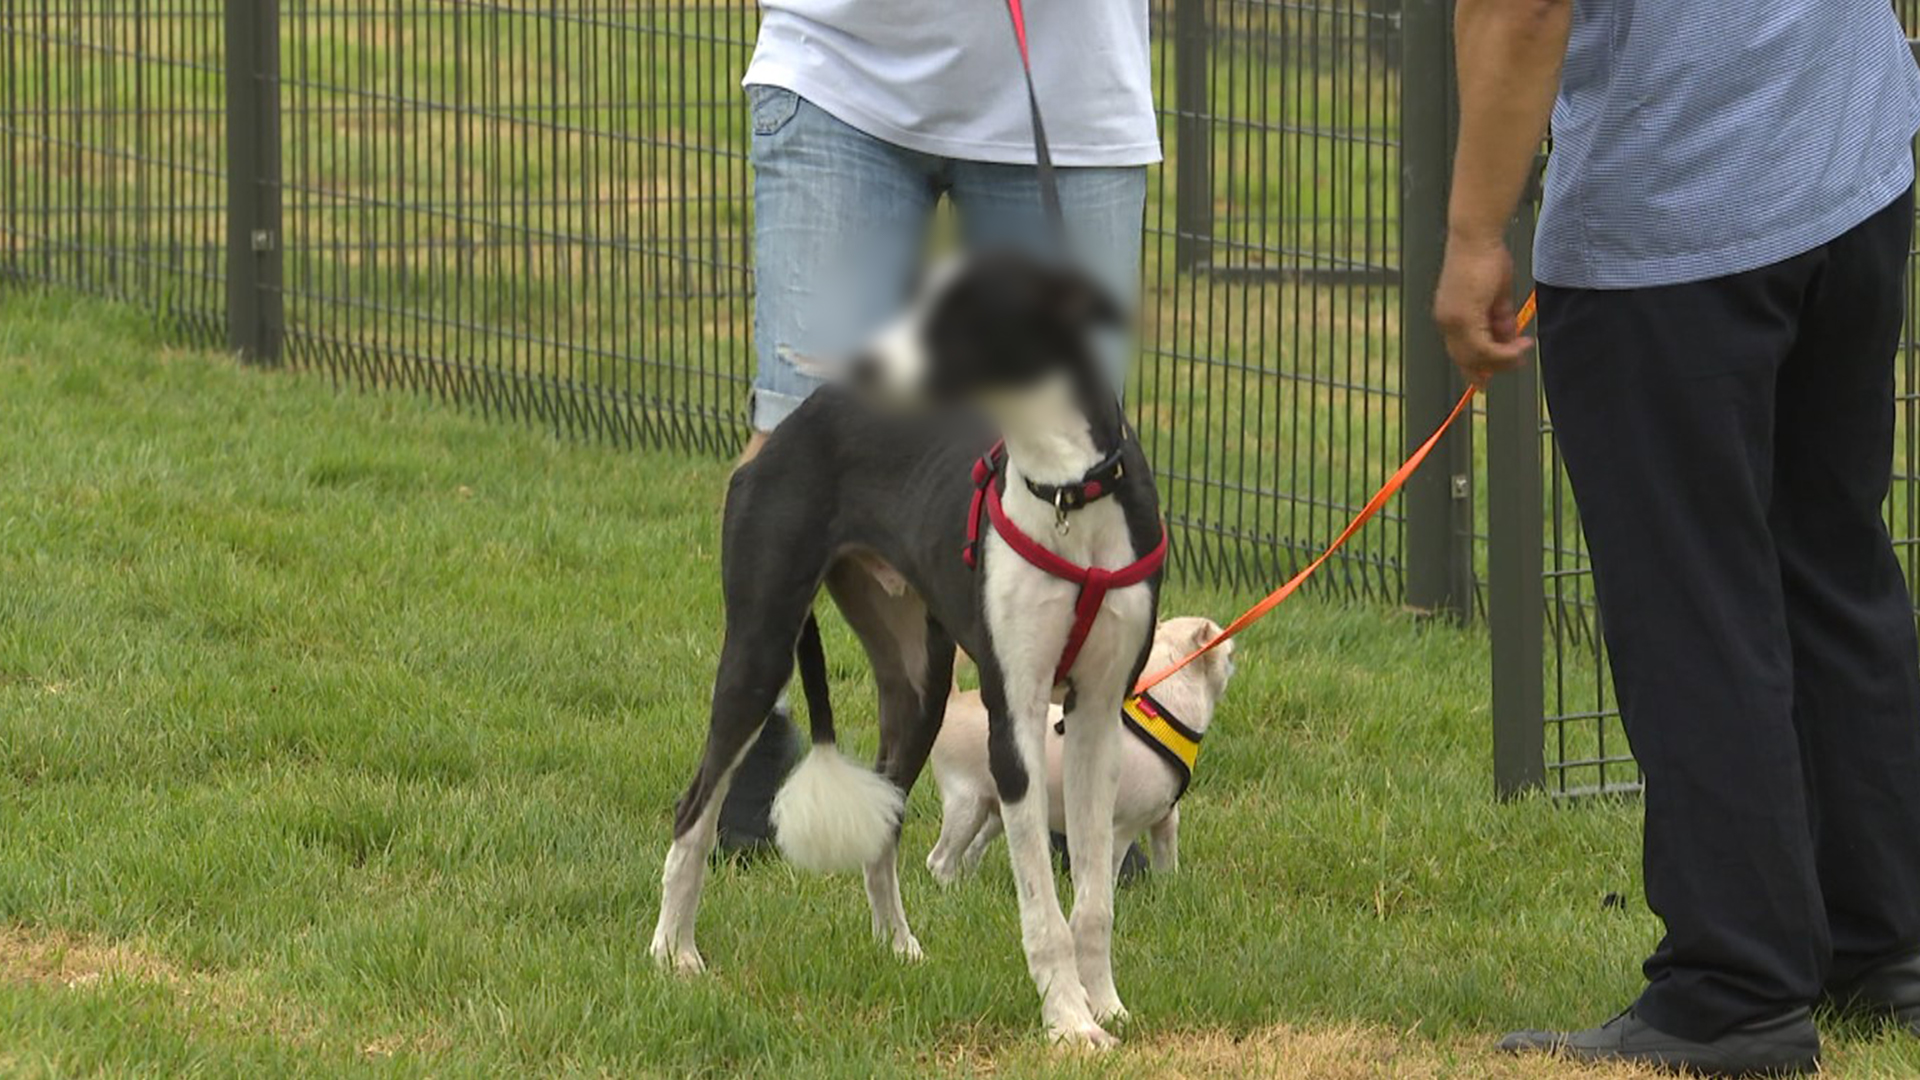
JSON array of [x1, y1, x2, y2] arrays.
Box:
[[0, 923, 440, 1063], [1122, 1024, 1663, 1079], [968, 1023, 1666, 1080], [0, 924, 184, 991]]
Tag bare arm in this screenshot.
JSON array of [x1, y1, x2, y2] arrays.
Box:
[[1433, 0, 1572, 383]]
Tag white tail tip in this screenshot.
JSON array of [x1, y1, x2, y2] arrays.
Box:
[[771, 746, 903, 873]]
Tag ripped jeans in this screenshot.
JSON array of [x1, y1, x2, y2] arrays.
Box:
[[747, 85, 1148, 432]]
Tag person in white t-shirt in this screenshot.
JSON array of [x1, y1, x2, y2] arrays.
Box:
[[717, 0, 1160, 855]]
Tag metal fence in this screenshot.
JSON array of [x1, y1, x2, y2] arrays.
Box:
[[3, 0, 1445, 595], [5, 1, 1918, 799]]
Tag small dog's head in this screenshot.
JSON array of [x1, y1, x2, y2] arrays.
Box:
[[1143, 616, 1235, 737], [836, 250, 1122, 408]]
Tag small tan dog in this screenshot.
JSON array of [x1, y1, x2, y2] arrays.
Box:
[[926, 617, 1235, 884]]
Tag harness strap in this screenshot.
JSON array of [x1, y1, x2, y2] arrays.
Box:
[[962, 443, 1003, 570], [979, 457, 1168, 685], [1054, 691, 1205, 801], [1121, 692, 1203, 801]]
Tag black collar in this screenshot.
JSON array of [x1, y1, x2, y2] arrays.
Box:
[[1019, 442, 1129, 514]]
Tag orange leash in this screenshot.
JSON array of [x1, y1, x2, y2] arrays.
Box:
[[1133, 291, 1537, 695]]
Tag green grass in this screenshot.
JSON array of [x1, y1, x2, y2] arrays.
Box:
[[5, 291, 1920, 1078]]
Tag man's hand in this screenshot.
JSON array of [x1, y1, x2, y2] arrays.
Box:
[[1438, 0, 1571, 385], [1434, 235, 1532, 386]]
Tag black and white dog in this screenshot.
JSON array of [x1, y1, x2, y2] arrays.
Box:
[[648, 252, 1164, 1047]]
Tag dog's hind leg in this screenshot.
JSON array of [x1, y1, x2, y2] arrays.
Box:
[[865, 617, 956, 957], [827, 562, 956, 960], [1147, 805, 1179, 873], [650, 595, 814, 975], [650, 724, 758, 975], [960, 810, 1003, 873], [926, 791, 991, 886]]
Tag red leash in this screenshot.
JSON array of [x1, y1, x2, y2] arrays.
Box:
[[1133, 293, 1537, 695], [1000, 0, 1065, 244]]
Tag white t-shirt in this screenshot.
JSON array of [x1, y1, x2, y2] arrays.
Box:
[[742, 2, 1161, 168]]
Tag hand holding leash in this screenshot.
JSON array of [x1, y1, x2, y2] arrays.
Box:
[[1135, 293, 1537, 695]]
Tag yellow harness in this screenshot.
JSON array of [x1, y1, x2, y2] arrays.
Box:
[[1120, 692, 1204, 801]]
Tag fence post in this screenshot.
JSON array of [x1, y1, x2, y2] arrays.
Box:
[[224, 0, 282, 364], [1173, 0, 1212, 272], [1399, 0, 1471, 619], [1488, 170, 1546, 799]]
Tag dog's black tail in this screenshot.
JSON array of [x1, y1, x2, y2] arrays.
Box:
[[771, 610, 904, 873], [794, 612, 836, 746]]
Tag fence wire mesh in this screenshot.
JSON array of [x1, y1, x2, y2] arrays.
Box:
[[1, 0, 227, 345], [1141, 0, 1410, 596], [273, 2, 756, 455]]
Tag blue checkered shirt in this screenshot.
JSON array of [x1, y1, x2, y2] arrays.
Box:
[[1535, 2, 1920, 290]]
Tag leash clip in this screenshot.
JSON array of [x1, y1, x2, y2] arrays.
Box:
[[1053, 491, 1071, 534]]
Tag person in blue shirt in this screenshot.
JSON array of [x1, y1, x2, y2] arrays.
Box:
[[1436, 1, 1920, 1074]]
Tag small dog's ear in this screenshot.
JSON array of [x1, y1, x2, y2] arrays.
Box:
[[1189, 619, 1222, 653], [1198, 622, 1235, 678]]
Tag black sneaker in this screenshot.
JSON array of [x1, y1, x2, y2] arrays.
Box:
[[1498, 1006, 1820, 1077], [713, 707, 801, 861], [1826, 952, 1920, 1036]]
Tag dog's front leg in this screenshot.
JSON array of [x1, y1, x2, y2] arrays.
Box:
[[983, 671, 1111, 1048], [1061, 681, 1127, 1026]]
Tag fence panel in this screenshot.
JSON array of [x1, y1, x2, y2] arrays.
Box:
[[1140, 0, 1427, 604], [273, 2, 755, 456], [1, 0, 227, 345]]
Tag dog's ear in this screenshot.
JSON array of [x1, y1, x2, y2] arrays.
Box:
[[1188, 619, 1222, 654], [1195, 621, 1234, 678]]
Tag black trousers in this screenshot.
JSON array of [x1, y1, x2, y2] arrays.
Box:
[[1539, 189, 1920, 1041]]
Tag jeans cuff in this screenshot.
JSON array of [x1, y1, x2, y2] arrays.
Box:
[[751, 387, 807, 433]]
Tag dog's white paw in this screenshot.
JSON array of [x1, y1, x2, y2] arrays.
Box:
[[1048, 1019, 1118, 1050], [650, 939, 706, 976], [925, 853, 961, 888], [1044, 989, 1115, 1051], [1093, 1000, 1130, 1028], [892, 933, 925, 963]]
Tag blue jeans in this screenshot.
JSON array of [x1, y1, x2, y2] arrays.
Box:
[[747, 85, 1148, 431]]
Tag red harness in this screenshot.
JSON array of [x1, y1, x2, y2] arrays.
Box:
[[964, 443, 1169, 685]]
